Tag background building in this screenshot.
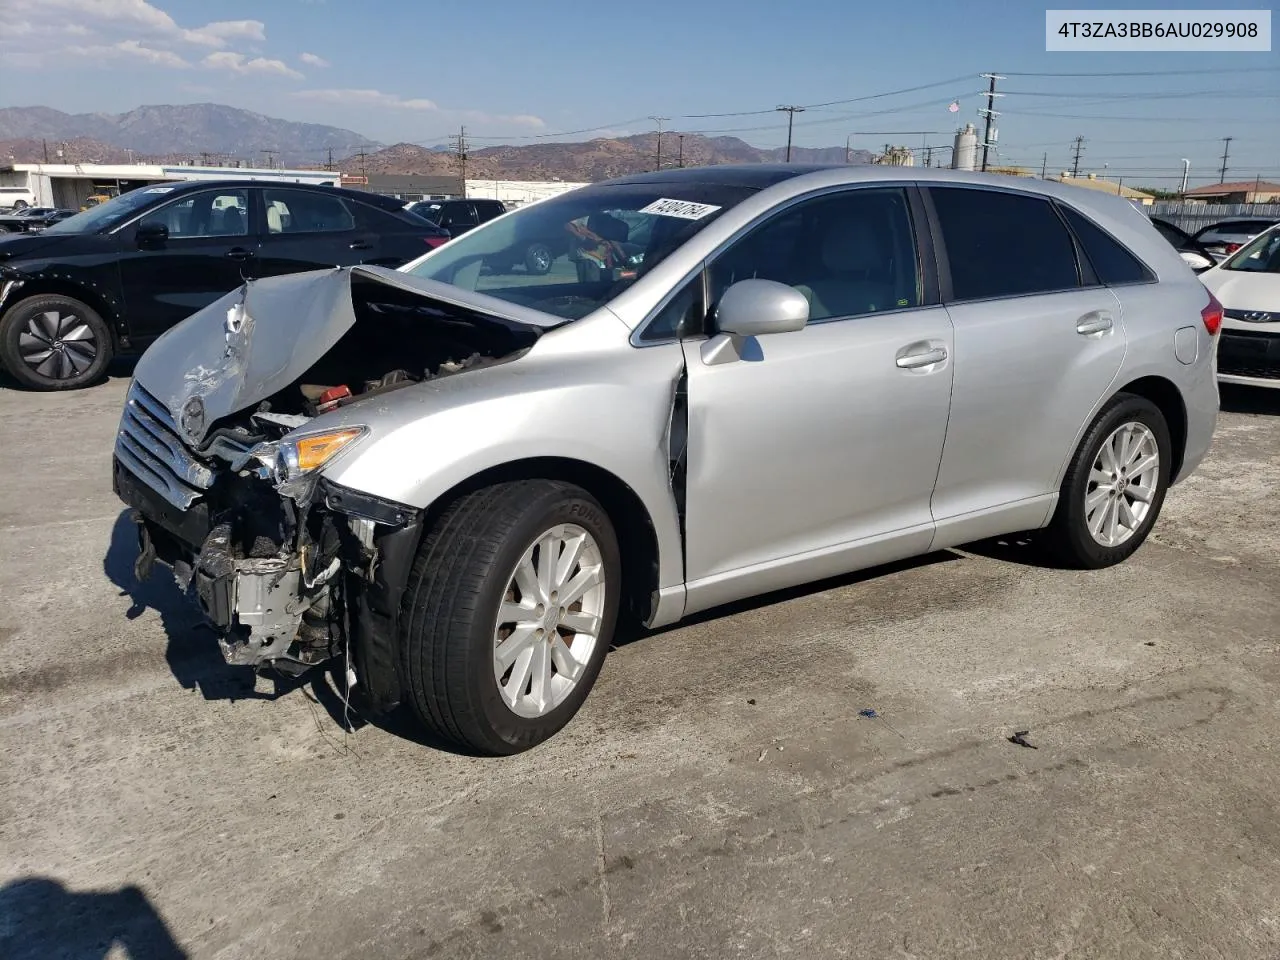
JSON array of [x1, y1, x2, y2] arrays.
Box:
[[1180, 180, 1280, 204]]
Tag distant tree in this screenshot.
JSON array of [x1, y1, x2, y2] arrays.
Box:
[[1136, 186, 1182, 200]]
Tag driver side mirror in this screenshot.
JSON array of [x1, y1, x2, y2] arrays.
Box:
[[714, 278, 809, 337], [136, 220, 169, 249]]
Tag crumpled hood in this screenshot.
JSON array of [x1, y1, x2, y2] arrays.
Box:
[[132, 264, 560, 447]]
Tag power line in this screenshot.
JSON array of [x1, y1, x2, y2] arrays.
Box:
[[979, 73, 1004, 172], [449, 127, 468, 195], [648, 116, 670, 170], [776, 105, 806, 162]]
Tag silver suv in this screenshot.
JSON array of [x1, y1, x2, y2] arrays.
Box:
[[114, 166, 1220, 755]]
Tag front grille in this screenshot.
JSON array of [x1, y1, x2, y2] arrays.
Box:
[[1218, 331, 1280, 381], [1225, 308, 1279, 324], [115, 383, 215, 511]]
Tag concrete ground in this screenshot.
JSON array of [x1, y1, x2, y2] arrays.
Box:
[[1, 371, 1278, 960]]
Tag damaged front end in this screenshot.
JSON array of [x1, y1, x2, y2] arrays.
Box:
[[113, 265, 549, 706]]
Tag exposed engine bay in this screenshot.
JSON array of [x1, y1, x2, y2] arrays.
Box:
[[116, 269, 545, 708]]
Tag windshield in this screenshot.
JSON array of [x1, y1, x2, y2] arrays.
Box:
[[1222, 226, 1280, 273], [409, 202, 444, 224], [403, 181, 757, 320], [43, 186, 173, 234]]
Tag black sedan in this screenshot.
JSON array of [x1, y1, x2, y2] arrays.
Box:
[[0, 180, 450, 390]]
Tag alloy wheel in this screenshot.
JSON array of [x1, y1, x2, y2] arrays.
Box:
[[493, 523, 606, 719], [18, 310, 98, 381], [1084, 421, 1160, 548]]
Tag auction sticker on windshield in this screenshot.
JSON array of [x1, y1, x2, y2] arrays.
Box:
[[639, 198, 722, 220]]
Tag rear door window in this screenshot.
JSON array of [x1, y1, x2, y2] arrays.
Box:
[[929, 187, 1080, 300], [1058, 205, 1153, 285], [263, 188, 355, 234]]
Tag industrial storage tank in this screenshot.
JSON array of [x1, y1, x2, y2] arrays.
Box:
[[952, 123, 977, 171]]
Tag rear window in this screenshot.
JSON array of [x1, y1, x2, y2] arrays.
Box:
[[1058, 205, 1153, 285], [930, 187, 1080, 300]]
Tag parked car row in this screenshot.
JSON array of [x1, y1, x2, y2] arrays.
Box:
[[0, 180, 450, 389], [0, 207, 78, 233]]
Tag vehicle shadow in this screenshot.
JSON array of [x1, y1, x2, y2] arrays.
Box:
[[614, 550, 964, 647], [102, 509, 305, 703], [0, 876, 188, 960], [1220, 384, 1280, 415]]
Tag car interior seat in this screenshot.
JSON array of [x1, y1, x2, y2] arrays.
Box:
[[794, 218, 897, 319]]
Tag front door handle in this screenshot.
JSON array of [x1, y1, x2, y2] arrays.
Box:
[[225, 248, 254, 261], [896, 346, 948, 369], [1076, 311, 1114, 336], [350, 239, 374, 250]]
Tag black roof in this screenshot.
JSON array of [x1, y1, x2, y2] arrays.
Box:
[[124, 178, 408, 213], [602, 164, 839, 190]]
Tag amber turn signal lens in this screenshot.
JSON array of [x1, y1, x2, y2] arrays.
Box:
[[293, 428, 365, 472]]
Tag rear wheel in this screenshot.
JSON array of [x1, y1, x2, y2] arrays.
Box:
[[1041, 393, 1171, 569], [0, 294, 113, 391], [399, 479, 621, 755]]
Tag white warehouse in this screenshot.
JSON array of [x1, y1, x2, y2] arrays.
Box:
[[0, 162, 340, 210]]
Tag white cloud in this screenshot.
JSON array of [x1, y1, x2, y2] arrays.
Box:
[[0, 0, 275, 70], [290, 90, 546, 130], [293, 89, 439, 111], [299, 52, 331, 68], [64, 39, 190, 67], [182, 20, 267, 48], [203, 52, 303, 80]]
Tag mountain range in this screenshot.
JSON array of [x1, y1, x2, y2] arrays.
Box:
[[0, 103, 878, 182]]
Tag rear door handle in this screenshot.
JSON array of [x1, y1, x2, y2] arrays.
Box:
[[350, 240, 374, 250], [225, 248, 254, 261], [1076, 311, 1114, 336], [896, 346, 948, 369]]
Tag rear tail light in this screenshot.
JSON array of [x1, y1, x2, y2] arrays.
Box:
[[1224, 243, 1241, 254], [1201, 288, 1224, 336], [424, 235, 448, 249]]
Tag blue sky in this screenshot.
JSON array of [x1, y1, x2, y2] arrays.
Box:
[[1, 0, 1276, 186]]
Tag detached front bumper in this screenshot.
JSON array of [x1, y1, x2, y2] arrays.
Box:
[[113, 454, 423, 702]]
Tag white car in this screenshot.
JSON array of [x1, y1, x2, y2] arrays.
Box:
[[1200, 224, 1280, 389]]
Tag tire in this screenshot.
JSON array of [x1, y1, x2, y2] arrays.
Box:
[[524, 242, 554, 275], [0, 294, 114, 391], [1041, 393, 1172, 569], [399, 479, 621, 755]]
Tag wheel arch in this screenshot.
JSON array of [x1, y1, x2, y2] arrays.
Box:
[[420, 456, 663, 627], [1, 277, 123, 348], [1114, 375, 1188, 481]]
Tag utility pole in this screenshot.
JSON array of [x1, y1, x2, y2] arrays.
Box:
[[978, 73, 1004, 172], [449, 127, 468, 196], [1219, 136, 1233, 183], [845, 134, 853, 164], [42, 139, 49, 162], [357, 147, 368, 181], [326, 146, 334, 171], [924, 146, 933, 168], [1041, 152, 1048, 179], [648, 116, 669, 171], [677, 134, 685, 168], [1180, 159, 1191, 194], [1070, 136, 1086, 178], [776, 105, 806, 162]]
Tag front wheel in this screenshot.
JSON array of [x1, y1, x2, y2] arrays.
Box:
[[1041, 393, 1172, 569], [0, 294, 114, 390], [524, 242, 554, 275], [399, 479, 621, 755]]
